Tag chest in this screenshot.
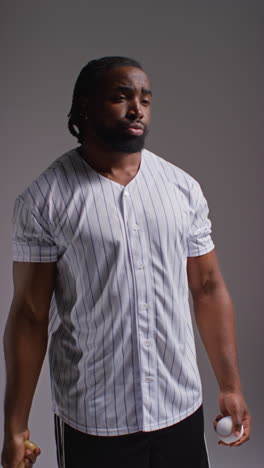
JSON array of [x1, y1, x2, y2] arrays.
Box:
[[53, 178, 191, 263]]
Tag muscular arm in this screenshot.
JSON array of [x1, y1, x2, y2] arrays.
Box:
[[187, 250, 251, 445], [2, 261, 56, 467]]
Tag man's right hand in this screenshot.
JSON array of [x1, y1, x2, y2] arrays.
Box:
[[1, 429, 41, 468]]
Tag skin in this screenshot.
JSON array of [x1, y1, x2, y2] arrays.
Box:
[[78, 66, 152, 183], [2, 262, 54, 467], [2, 66, 251, 467], [187, 251, 251, 446]]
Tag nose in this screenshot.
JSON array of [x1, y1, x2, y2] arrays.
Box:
[[127, 98, 143, 120]]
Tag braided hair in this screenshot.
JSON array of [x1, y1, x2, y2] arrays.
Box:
[[67, 56, 143, 144]]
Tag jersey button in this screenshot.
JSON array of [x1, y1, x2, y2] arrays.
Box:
[[145, 376, 153, 383]]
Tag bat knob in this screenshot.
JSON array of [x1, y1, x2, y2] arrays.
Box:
[[17, 440, 39, 468]]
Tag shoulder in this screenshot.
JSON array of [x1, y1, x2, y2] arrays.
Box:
[[143, 148, 202, 203], [14, 147, 80, 212]]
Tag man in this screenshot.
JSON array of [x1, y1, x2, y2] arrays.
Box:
[[2, 56, 251, 468]]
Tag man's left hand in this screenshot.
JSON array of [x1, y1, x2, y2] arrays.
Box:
[[213, 390, 251, 447]]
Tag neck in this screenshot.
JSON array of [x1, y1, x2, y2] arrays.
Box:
[[79, 141, 142, 174]]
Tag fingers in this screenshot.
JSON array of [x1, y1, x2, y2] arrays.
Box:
[[17, 440, 41, 467], [218, 390, 251, 447], [213, 414, 222, 430], [24, 441, 41, 466], [230, 408, 251, 446], [1, 431, 41, 468], [214, 411, 251, 447], [24, 447, 41, 464], [229, 412, 251, 447], [230, 408, 244, 437]]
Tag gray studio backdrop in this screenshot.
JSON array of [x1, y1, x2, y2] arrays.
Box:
[[1, 1, 263, 467]]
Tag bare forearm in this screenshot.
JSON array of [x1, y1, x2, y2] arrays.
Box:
[[3, 307, 48, 434], [187, 252, 251, 444], [193, 284, 241, 392]]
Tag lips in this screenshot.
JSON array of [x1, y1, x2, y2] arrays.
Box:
[[123, 123, 145, 136]]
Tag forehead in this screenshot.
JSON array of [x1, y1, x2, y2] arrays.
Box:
[[101, 66, 151, 91]]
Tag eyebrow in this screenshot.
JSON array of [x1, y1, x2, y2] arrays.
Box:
[[112, 85, 152, 96]]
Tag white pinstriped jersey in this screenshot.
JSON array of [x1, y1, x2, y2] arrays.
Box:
[[12, 147, 214, 436]]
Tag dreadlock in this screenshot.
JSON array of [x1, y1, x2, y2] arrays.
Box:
[[67, 56, 143, 144]]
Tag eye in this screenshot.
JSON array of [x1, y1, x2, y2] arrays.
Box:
[[142, 98, 150, 106], [112, 95, 126, 102]]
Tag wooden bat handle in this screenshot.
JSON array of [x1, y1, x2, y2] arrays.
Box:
[[17, 440, 39, 468]]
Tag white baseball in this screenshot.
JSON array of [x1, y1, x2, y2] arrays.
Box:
[[216, 416, 244, 444]]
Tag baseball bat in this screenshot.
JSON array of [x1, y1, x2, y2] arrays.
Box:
[[17, 440, 39, 468]]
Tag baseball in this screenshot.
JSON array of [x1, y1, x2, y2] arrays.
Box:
[[216, 416, 244, 444]]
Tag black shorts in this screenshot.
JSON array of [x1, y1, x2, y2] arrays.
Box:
[[54, 405, 210, 468]]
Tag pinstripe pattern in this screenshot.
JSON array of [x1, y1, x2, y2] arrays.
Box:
[[12, 147, 214, 436]]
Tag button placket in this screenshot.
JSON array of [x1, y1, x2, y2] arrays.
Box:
[[122, 187, 154, 424]]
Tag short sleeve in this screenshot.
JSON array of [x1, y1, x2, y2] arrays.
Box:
[[12, 196, 58, 262], [187, 182, 215, 257]]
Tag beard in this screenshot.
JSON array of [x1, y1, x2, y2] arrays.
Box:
[[91, 119, 149, 153], [103, 133, 147, 153]]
